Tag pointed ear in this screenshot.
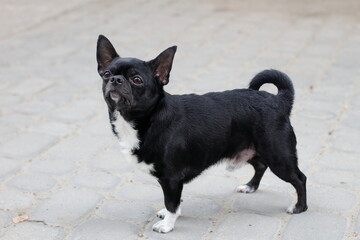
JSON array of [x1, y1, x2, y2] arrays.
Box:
[[151, 46, 177, 85], [96, 35, 119, 73]]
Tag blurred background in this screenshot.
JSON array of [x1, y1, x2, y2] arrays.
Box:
[[0, 0, 360, 239]]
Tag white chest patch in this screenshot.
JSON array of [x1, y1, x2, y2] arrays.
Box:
[[111, 111, 154, 174]]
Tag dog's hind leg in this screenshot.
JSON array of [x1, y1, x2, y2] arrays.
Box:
[[236, 156, 267, 193], [152, 178, 183, 233], [267, 158, 307, 214]]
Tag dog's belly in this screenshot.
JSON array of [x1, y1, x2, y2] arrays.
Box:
[[112, 111, 154, 174], [225, 148, 256, 171]]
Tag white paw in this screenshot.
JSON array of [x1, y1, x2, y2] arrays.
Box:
[[286, 205, 295, 214], [236, 184, 255, 193], [152, 219, 174, 233], [152, 209, 180, 233]]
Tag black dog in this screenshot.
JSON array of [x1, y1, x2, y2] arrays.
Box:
[[96, 35, 307, 233]]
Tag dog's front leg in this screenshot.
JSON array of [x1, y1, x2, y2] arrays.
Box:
[[152, 178, 183, 233]]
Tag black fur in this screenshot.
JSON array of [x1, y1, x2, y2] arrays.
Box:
[[96, 35, 308, 230]]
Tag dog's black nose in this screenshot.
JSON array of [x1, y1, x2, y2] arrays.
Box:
[[110, 76, 123, 85]]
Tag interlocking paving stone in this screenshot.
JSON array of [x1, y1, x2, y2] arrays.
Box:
[[42, 135, 108, 162], [0, 133, 58, 159], [114, 184, 163, 203], [0, 191, 36, 211], [0, 158, 21, 179], [209, 212, 281, 240], [232, 190, 292, 217], [97, 200, 155, 223], [70, 171, 121, 190], [31, 189, 102, 225], [28, 159, 77, 175], [180, 197, 222, 218], [0, 210, 13, 229], [69, 218, 138, 240], [0, 222, 64, 240], [311, 169, 360, 188], [88, 149, 133, 174], [6, 174, 57, 193], [307, 186, 356, 212], [28, 121, 76, 137], [183, 175, 240, 200], [282, 211, 347, 240]]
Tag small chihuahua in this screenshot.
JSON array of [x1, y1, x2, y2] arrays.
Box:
[[96, 35, 307, 233]]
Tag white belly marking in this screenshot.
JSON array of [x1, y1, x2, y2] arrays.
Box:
[[226, 148, 256, 171]]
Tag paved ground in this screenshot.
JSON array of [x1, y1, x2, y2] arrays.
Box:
[[0, 0, 360, 239]]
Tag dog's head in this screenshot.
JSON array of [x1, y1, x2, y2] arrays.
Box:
[[96, 35, 176, 118]]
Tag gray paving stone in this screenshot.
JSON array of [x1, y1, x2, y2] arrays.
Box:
[[15, 101, 56, 116], [307, 186, 356, 212], [282, 211, 346, 240], [43, 135, 109, 162], [49, 106, 95, 124], [31, 188, 102, 225], [28, 121, 76, 137], [69, 218, 138, 240], [183, 175, 240, 200], [0, 113, 36, 130], [8, 78, 52, 95], [88, 149, 133, 174], [144, 217, 212, 240], [6, 174, 57, 193], [317, 150, 360, 171], [0, 191, 36, 211], [296, 109, 337, 121], [0, 222, 64, 240], [0, 210, 13, 229], [76, 119, 112, 137], [97, 200, 155, 223], [311, 169, 360, 188], [36, 84, 80, 104], [181, 197, 222, 218], [209, 212, 280, 240], [115, 184, 163, 203], [0, 158, 21, 179], [330, 127, 360, 153], [129, 171, 160, 185], [341, 111, 360, 130], [0, 92, 23, 107], [70, 171, 121, 190], [0, 124, 17, 138], [28, 159, 76, 175], [0, 133, 58, 159], [232, 189, 292, 217]]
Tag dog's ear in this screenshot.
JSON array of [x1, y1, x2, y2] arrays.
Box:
[[150, 46, 177, 85], [97, 35, 119, 73]]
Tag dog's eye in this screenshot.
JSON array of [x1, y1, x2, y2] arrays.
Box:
[[131, 76, 143, 85], [103, 71, 112, 79]]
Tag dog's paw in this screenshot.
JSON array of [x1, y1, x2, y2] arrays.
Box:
[[152, 219, 174, 233], [286, 204, 308, 214], [236, 184, 256, 193], [156, 208, 167, 219]]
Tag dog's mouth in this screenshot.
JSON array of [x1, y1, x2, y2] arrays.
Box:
[[108, 90, 133, 107], [110, 91, 121, 101]]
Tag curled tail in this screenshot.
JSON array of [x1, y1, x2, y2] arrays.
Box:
[[249, 69, 295, 114]]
